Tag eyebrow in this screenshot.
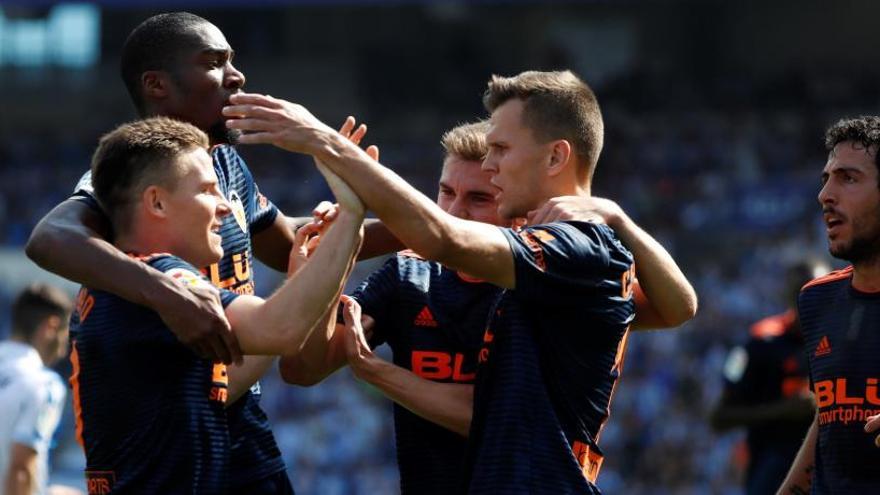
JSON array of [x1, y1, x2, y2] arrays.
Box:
[[200, 47, 234, 58]]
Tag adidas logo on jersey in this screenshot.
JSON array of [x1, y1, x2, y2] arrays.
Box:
[[414, 306, 438, 327], [814, 336, 832, 357]]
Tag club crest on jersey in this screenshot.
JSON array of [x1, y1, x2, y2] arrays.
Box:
[[166, 268, 213, 291], [228, 190, 248, 234]]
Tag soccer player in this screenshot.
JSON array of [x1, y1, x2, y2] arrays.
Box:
[[779, 116, 880, 494], [0, 285, 72, 495], [281, 119, 696, 494], [24, 12, 382, 493], [710, 262, 822, 495], [225, 69, 692, 492], [70, 117, 362, 493]]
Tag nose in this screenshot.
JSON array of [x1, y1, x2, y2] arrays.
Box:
[[217, 197, 232, 218], [481, 153, 498, 174], [448, 198, 470, 220], [225, 62, 246, 90], [818, 180, 835, 207]]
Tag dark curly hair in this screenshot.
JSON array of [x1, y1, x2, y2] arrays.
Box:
[[824, 116, 880, 184]]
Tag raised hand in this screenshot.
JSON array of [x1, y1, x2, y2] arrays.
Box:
[[155, 279, 242, 365], [527, 195, 622, 226], [223, 93, 336, 154]]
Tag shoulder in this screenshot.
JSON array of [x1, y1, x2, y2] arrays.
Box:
[[749, 310, 797, 340], [511, 221, 632, 265], [212, 144, 252, 175], [801, 266, 852, 292]]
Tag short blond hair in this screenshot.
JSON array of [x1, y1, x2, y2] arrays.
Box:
[[483, 70, 603, 180], [440, 120, 490, 162], [91, 116, 209, 229]]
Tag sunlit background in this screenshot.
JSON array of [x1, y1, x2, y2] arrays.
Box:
[[2, 1, 878, 493]]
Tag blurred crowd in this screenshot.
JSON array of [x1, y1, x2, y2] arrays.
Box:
[[3, 66, 873, 493]]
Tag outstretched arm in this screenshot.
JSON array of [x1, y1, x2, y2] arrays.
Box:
[[225, 95, 516, 288], [529, 196, 697, 329], [26, 198, 241, 364], [340, 296, 474, 436], [225, 165, 365, 356]]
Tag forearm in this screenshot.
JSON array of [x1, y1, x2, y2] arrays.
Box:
[[315, 136, 512, 284], [27, 200, 173, 308], [356, 358, 473, 437], [279, 321, 347, 386], [610, 212, 697, 329], [234, 211, 363, 354], [314, 134, 460, 262], [359, 218, 403, 260], [778, 416, 817, 495], [227, 356, 277, 404]]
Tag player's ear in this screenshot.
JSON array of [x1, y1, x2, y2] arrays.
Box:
[[546, 139, 572, 177], [142, 70, 170, 102], [144, 185, 168, 218]]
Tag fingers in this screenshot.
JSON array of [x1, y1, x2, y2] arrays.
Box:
[[866, 414, 880, 433], [338, 116, 356, 137], [366, 145, 380, 161], [218, 325, 244, 365], [349, 124, 368, 146], [228, 92, 285, 109], [341, 294, 362, 326], [223, 104, 282, 120], [234, 131, 278, 146], [312, 200, 335, 218], [226, 117, 280, 133], [207, 335, 233, 366]]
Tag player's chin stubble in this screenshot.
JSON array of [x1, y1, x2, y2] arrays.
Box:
[[209, 121, 240, 145]]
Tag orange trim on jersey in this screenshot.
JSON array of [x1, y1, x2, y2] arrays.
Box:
[[572, 440, 604, 484], [749, 309, 797, 339], [456, 271, 486, 284], [69, 341, 85, 449], [595, 329, 630, 445], [801, 266, 853, 291], [126, 252, 172, 263]]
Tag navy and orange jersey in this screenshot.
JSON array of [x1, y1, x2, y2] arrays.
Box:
[[72, 145, 286, 487], [464, 221, 635, 495], [69, 254, 238, 494], [799, 266, 880, 493], [351, 251, 501, 495], [721, 310, 812, 493]]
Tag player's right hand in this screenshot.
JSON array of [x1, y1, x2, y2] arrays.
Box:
[[153, 279, 241, 365]]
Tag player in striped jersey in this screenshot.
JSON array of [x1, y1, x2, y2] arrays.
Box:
[[228, 69, 697, 493], [779, 116, 880, 494], [282, 119, 695, 494], [70, 117, 363, 493], [25, 12, 389, 493]]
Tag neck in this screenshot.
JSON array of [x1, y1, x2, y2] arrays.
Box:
[[852, 259, 880, 292], [114, 221, 173, 259]]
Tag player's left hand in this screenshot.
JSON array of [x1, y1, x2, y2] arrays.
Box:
[[527, 195, 623, 226], [340, 295, 379, 379], [864, 414, 880, 447], [223, 93, 336, 156]]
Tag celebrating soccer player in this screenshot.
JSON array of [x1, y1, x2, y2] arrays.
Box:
[[779, 116, 880, 494], [279, 119, 695, 493], [226, 69, 697, 493], [25, 12, 387, 492], [69, 117, 362, 493]]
